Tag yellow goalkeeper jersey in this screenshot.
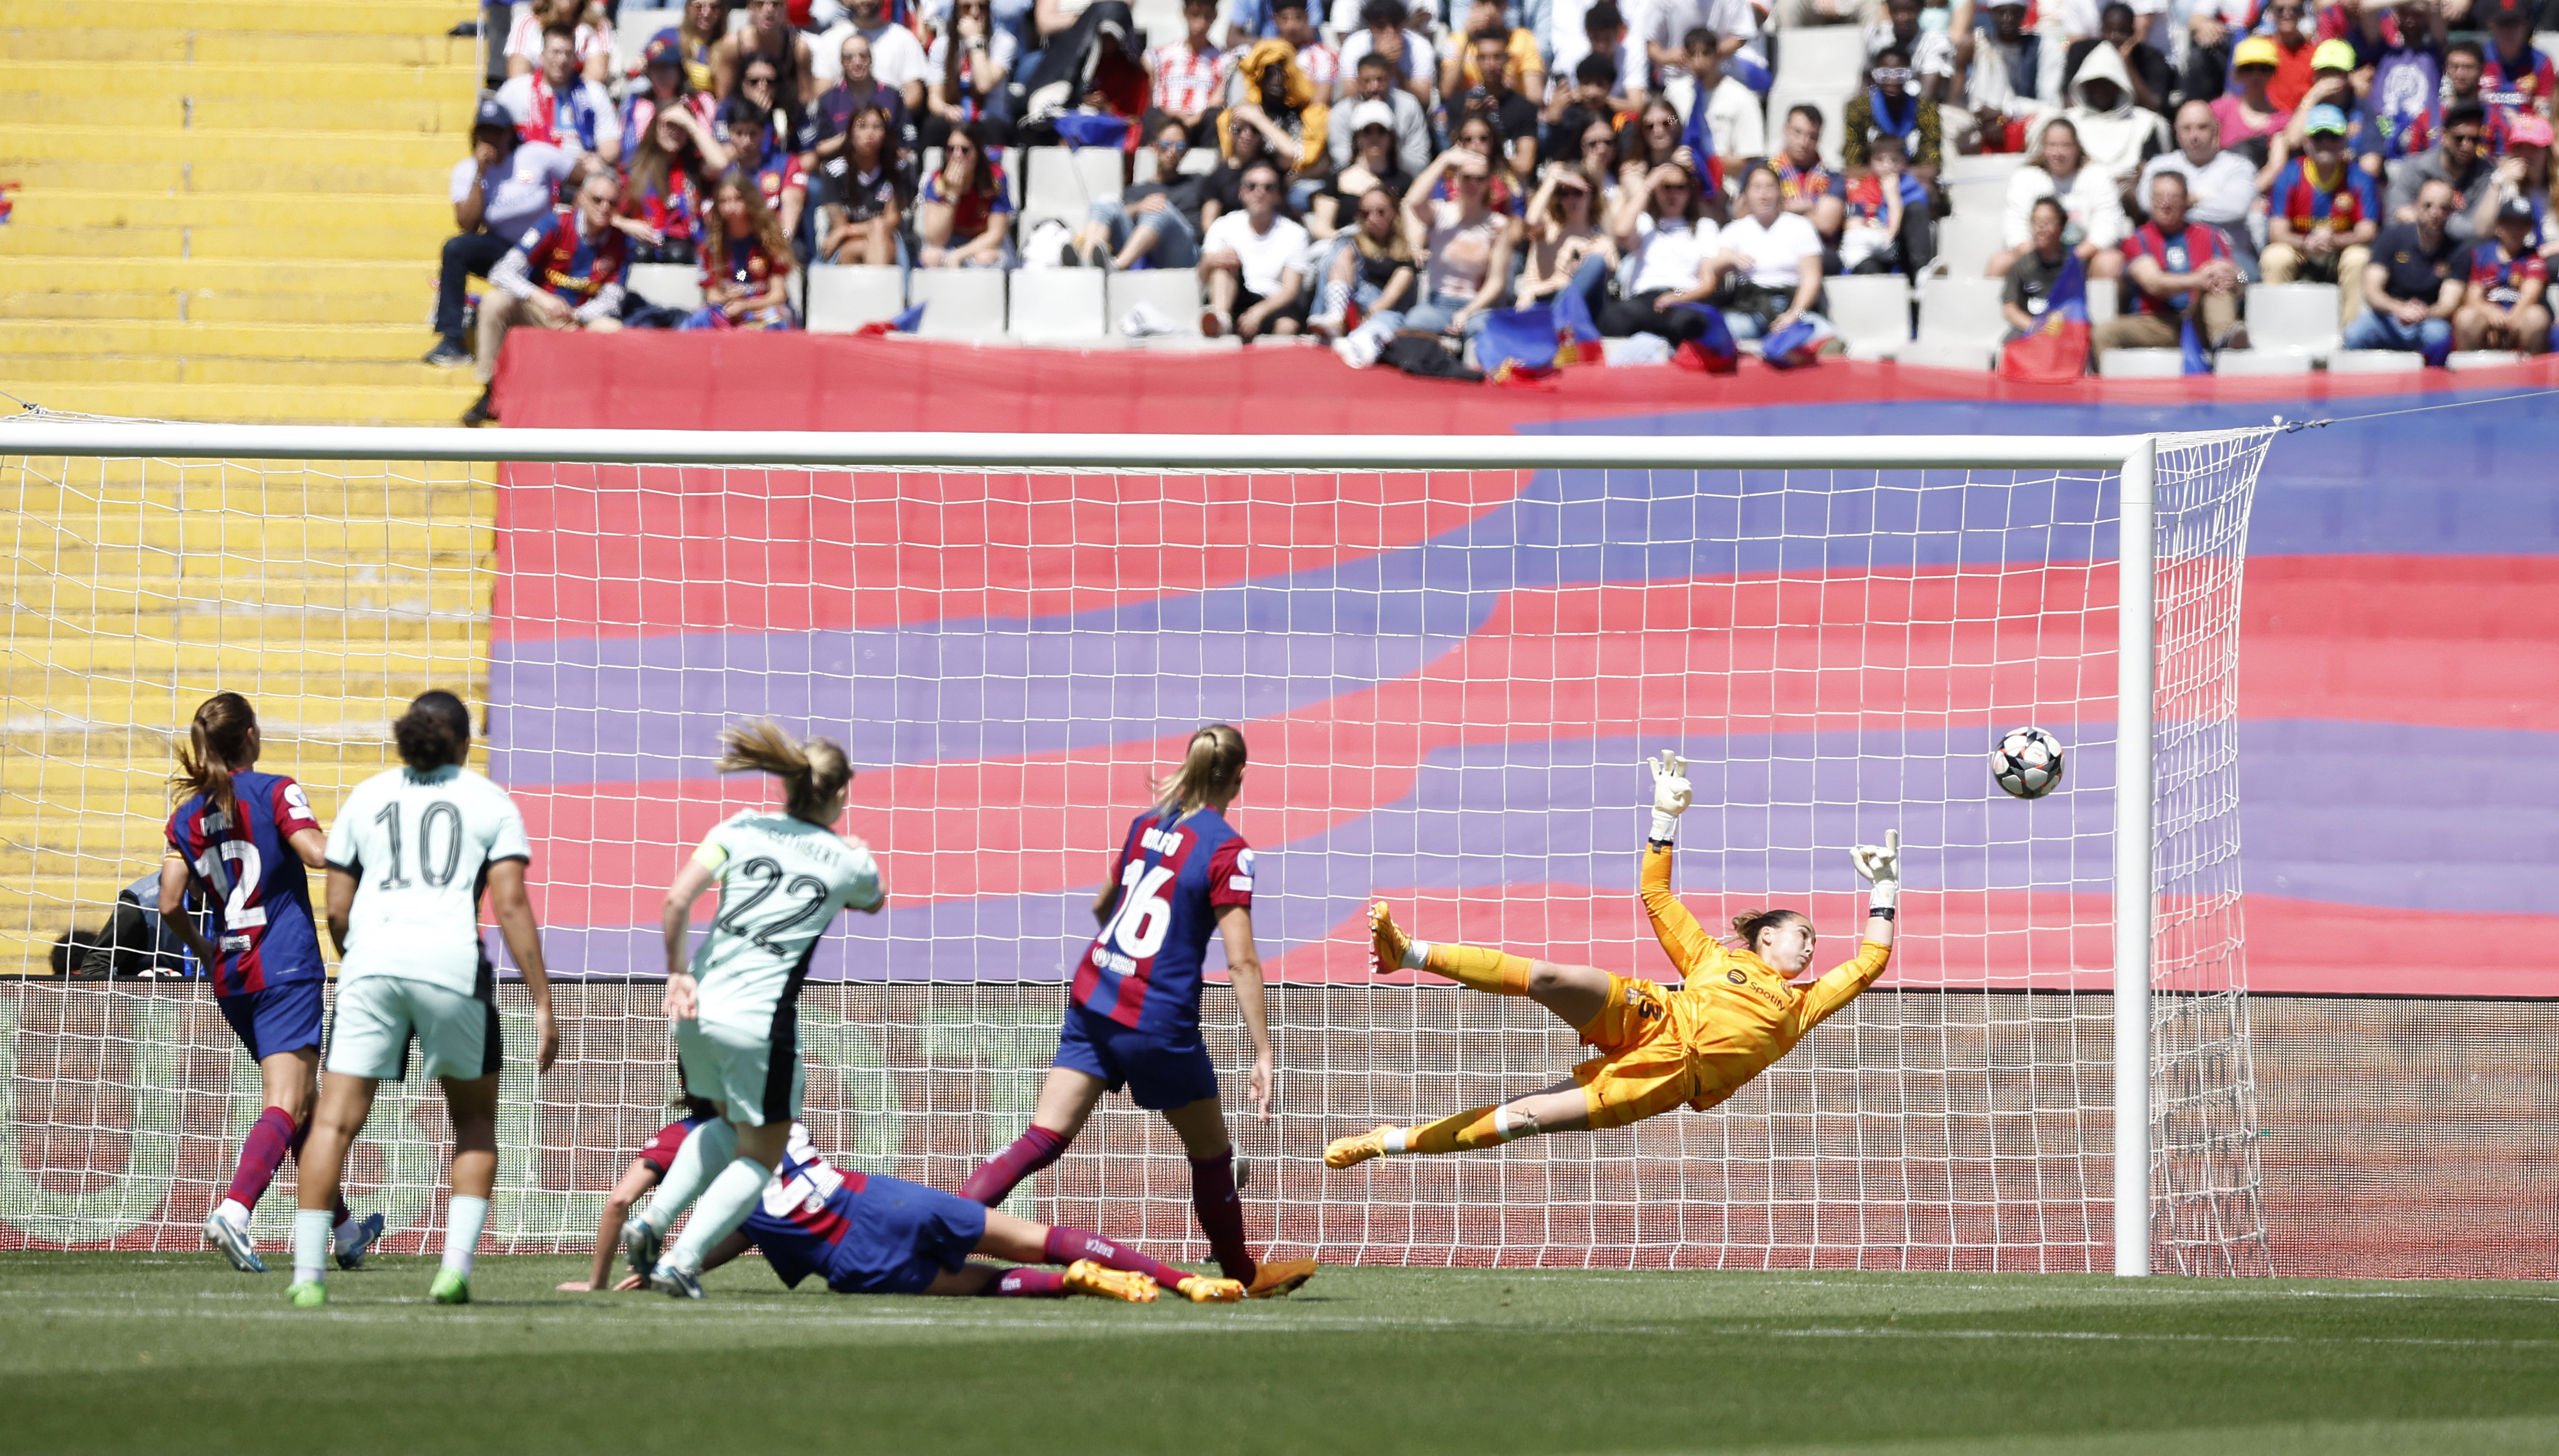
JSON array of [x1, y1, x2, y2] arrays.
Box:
[[1637, 843, 1892, 1112]]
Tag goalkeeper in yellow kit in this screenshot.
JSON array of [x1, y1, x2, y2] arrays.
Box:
[[1327, 751, 1901, 1167]]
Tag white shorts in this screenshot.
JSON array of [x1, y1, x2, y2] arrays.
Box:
[[676, 1008, 802, 1127], [327, 973, 502, 1082]]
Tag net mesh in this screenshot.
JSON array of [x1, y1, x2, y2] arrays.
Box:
[[2, 421, 2287, 1275]]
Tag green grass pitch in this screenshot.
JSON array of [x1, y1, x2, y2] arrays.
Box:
[[6, 1252, 2557, 1455]]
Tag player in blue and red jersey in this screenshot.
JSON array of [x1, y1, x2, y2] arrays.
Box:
[[568, 1115, 1247, 1302], [960, 724, 1315, 1299], [159, 693, 381, 1275]]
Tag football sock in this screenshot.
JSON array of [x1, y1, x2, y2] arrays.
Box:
[[639, 1117, 736, 1234], [959, 1125, 1071, 1207], [283, 1110, 354, 1225], [1423, 943, 1534, 997], [1186, 1149, 1256, 1285], [669, 1156, 771, 1274], [291, 1208, 332, 1286], [987, 1267, 1067, 1297], [442, 1194, 489, 1277], [1043, 1225, 1190, 1288], [1402, 1105, 1518, 1155], [225, 1105, 297, 1213]]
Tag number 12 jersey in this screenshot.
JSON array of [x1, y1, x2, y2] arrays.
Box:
[[1071, 806, 1254, 1035]]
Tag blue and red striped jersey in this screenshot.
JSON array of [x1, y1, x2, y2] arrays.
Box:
[[634, 1115, 711, 1176], [740, 1124, 870, 1288], [2267, 157, 2381, 236], [1070, 806, 1253, 1034], [164, 771, 324, 995], [514, 210, 628, 307]]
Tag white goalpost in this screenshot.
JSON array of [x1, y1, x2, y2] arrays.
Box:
[[0, 417, 2276, 1279]]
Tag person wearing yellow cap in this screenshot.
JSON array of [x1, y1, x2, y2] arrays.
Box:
[[2210, 35, 2293, 163], [2280, 37, 2381, 176]]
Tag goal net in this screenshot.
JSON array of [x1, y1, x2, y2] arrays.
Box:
[[0, 415, 2277, 1278]]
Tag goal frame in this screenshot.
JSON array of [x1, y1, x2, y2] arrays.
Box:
[[2, 420, 2170, 1278]]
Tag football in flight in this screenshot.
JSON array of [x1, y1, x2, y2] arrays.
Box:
[[1991, 726, 2066, 800]]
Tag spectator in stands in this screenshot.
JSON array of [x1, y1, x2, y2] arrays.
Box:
[[1681, 29, 1765, 167], [1544, 55, 1624, 162], [1275, 1, 1341, 94], [1443, 114, 1528, 215], [1200, 159, 1314, 338], [506, 0, 609, 83], [2417, 43, 2503, 157], [1308, 98, 1416, 236], [916, 123, 1016, 266], [2360, 0, 2454, 164], [812, 33, 917, 183], [2474, 114, 2551, 236], [839, 0, 929, 116], [1964, 0, 2045, 157], [616, 36, 712, 167], [2261, 0, 2317, 114], [1772, 0, 1874, 34], [1457, 29, 1543, 187], [1988, 116, 2127, 279], [1771, 104, 1846, 245], [2090, 170, 2242, 358], [1332, 50, 1434, 173], [1402, 146, 1521, 342], [2045, 46, 2168, 213], [2061, 4, 2170, 119], [1149, 0, 1231, 146], [1514, 162, 1613, 308], [1551, 1, 1645, 111], [463, 170, 628, 426], [2390, 102, 2498, 245], [1998, 195, 2076, 332], [1843, 43, 1943, 190], [2340, 175, 2464, 354], [1594, 161, 1726, 346], [1718, 163, 1831, 341], [1227, 41, 1332, 206], [2454, 195, 2551, 352], [2277, 39, 2383, 178], [428, 100, 576, 368], [1619, 97, 1709, 216], [674, 0, 725, 94], [926, 0, 1018, 146], [2211, 36, 2292, 165], [2261, 106, 2380, 314], [690, 171, 801, 328], [1340, 0, 1436, 108], [1310, 185, 1419, 341], [1071, 121, 1212, 266], [501, 24, 621, 160], [620, 99, 731, 263], [815, 105, 907, 263], [1866, 0, 1961, 146], [2139, 99, 2263, 276], [2179, 0, 2254, 105], [1839, 131, 1931, 272], [1446, 0, 1546, 108], [722, 94, 808, 248], [715, 0, 819, 118], [2478, 0, 2557, 132]]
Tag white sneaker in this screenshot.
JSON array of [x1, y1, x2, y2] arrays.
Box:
[[1333, 329, 1385, 369], [203, 1211, 265, 1273], [1307, 311, 1346, 340], [650, 1261, 706, 1300]]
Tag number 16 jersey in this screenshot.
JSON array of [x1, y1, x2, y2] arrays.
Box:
[[326, 764, 532, 994], [1071, 806, 1254, 1036], [688, 811, 884, 1037]]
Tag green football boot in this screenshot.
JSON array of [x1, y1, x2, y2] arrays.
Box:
[[429, 1269, 471, 1305], [287, 1280, 328, 1308]]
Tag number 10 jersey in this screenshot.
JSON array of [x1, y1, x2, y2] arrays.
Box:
[[1071, 806, 1254, 1036], [688, 811, 884, 1037], [325, 764, 532, 995]]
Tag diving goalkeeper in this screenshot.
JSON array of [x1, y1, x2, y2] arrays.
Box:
[[1327, 751, 1901, 1167]]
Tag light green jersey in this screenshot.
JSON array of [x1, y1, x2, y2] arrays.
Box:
[[688, 810, 883, 1033], [324, 764, 531, 995]]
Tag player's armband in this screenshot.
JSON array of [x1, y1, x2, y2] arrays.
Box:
[[692, 835, 730, 872]]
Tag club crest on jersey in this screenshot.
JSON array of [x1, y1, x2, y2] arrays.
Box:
[[1727, 969, 1747, 984]]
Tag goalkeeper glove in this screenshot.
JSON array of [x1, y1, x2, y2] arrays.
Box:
[[1647, 748, 1691, 844], [1850, 829, 1901, 913]]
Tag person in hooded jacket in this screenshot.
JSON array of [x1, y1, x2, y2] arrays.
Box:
[[2037, 43, 2166, 218], [1225, 39, 1333, 208]]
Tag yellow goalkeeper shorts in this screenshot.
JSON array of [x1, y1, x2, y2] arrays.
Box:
[[1569, 974, 1695, 1131]]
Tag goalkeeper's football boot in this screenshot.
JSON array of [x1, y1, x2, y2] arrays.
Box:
[[1062, 1259, 1159, 1303], [1245, 1258, 1318, 1299], [286, 1280, 328, 1308], [1174, 1275, 1247, 1304], [621, 1215, 664, 1282], [1368, 901, 1413, 975], [1324, 1127, 1393, 1169], [429, 1269, 471, 1305], [650, 1262, 706, 1300], [335, 1211, 385, 1270], [203, 1210, 266, 1273]]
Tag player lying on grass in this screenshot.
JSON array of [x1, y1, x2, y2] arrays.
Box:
[[1328, 750, 1900, 1166], [569, 1113, 1245, 1302]]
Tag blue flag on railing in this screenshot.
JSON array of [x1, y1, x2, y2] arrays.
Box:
[[1758, 314, 1830, 369], [1669, 301, 1739, 373], [2180, 315, 2212, 375], [1478, 304, 1562, 381]]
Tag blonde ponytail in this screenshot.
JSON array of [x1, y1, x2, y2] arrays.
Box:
[[171, 692, 257, 809], [1153, 723, 1248, 814], [717, 718, 854, 822]]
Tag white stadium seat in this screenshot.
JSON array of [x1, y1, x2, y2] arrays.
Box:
[[2097, 348, 2186, 377], [1107, 269, 1204, 336], [623, 263, 702, 311], [1941, 153, 2024, 218], [2212, 349, 2314, 376], [1932, 213, 2001, 281], [907, 268, 1008, 339], [2447, 349, 2526, 369], [614, 7, 681, 73], [1894, 340, 1996, 370], [1774, 25, 1868, 85], [2327, 349, 2427, 373], [1915, 276, 2007, 351], [1021, 145, 1125, 231], [1822, 274, 1911, 359], [802, 265, 905, 333], [2245, 283, 2342, 361], [1009, 268, 1108, 342]]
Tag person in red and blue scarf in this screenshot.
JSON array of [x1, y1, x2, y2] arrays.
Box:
[[497, 23, 620, 159]]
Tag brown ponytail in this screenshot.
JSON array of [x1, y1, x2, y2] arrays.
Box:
[[391, 690, 473, 774], [171, 692, 258, 808], [1153, 723, 1248, 814], [716, 718, 854, 823], [1729, 908, 1812, 955]]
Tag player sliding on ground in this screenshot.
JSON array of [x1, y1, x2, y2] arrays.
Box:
[[288, 691, 558, 1306], [958, 724, 1315, 1299], [162, 692, 383, 1275], [623, 720, 887, 1299], [569, 1111, 1245, 1302], [1329, 750, 1901, 1166]]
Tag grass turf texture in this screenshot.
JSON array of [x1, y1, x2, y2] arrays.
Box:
[[4, 1254, 2557, 1455]]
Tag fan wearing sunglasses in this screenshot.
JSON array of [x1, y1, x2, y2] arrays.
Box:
[[1198, 160, 1314, 338]]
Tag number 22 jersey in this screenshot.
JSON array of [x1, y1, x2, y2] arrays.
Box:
[[687, 811, 884, 1036], [166, 771, 325, 995], [1070, 806, 1253, 1035]]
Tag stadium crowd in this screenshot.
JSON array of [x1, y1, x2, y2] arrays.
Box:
[[430, 0, 2559, 413]]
